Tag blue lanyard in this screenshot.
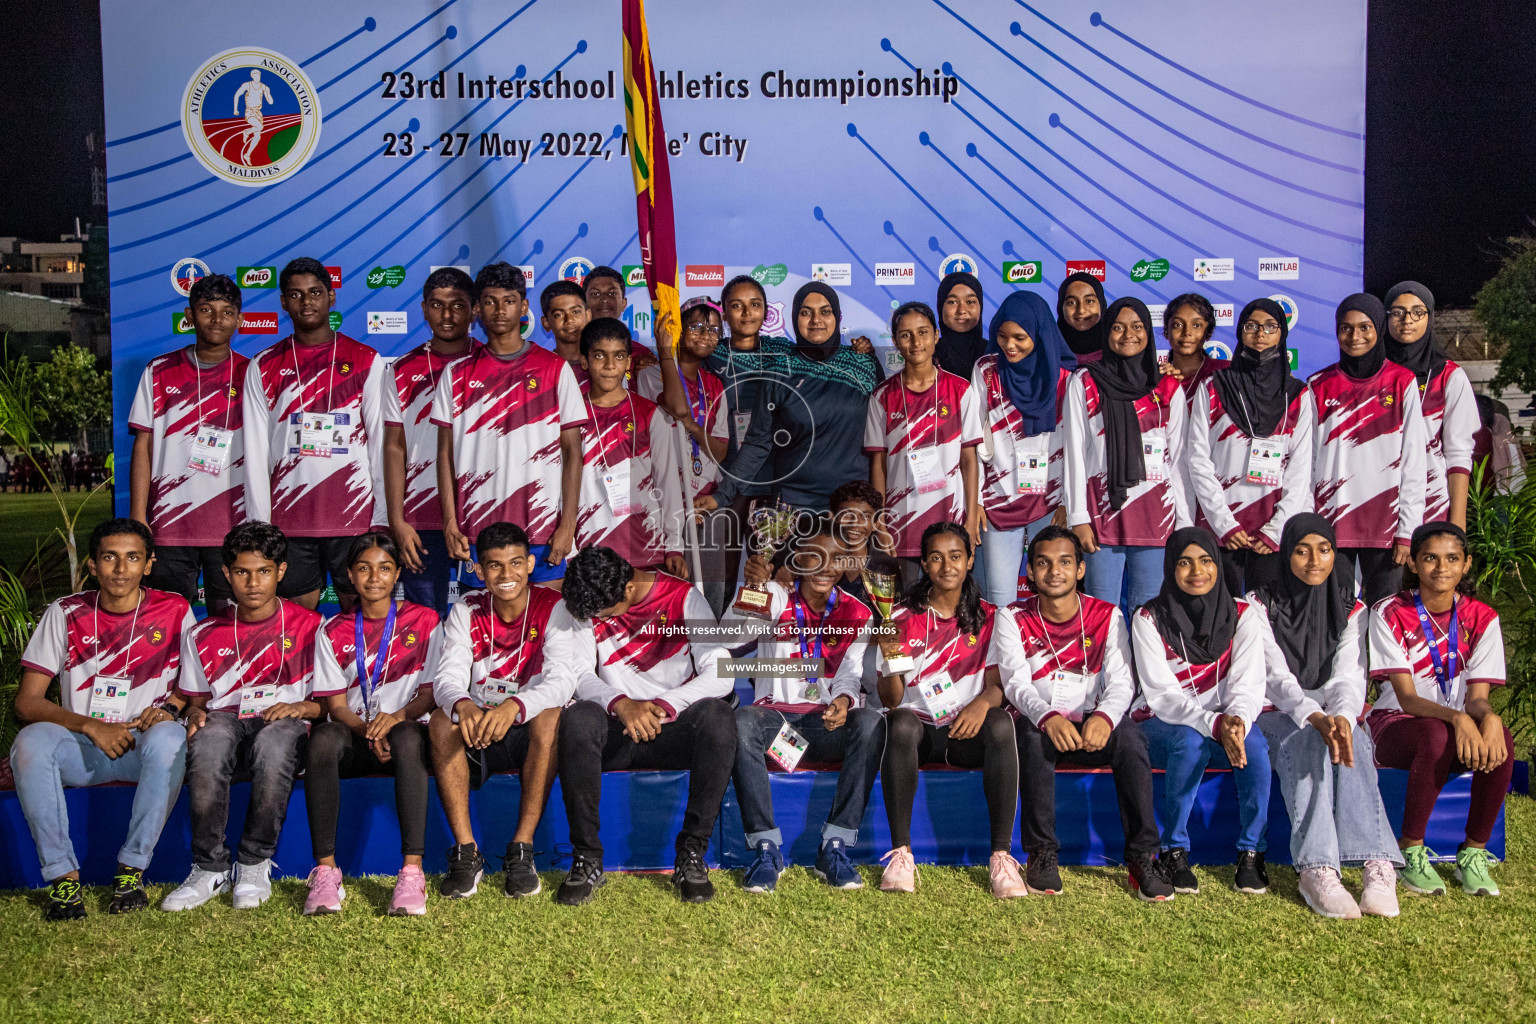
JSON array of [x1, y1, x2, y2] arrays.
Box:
[[1412, 592, 1458, 699], [354, 601, 397, 711], [792, 584, 839, 680]]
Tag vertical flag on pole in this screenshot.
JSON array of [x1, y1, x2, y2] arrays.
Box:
[[622, 0, 681, 352]]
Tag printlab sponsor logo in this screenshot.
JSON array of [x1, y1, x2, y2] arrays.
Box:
[[171, 257, 211, 297], [366, 265, 407, 289], [1258, 257, 1300, 281], [237, 265, 276, 288], [1213, 303, 1235, 326], [811, 262, 852, 285], [939, 253, 978, 276], [238, 312, 279, 335], [751, 263, 788, 286], [560, 257, 594, 284], [327, 266, 343, 288], [181, 47, 321, 187], [1268, 294, 1299, 329], [685, 265, 725, 288], [1130, 258, 1169, 283], [518, 265, 537, 290], [875, 262, 916, 285], [1002, 260, 1042, 284], [367, 311, 409, 334], [171, 313, 195, 334], [621, 264, 646, 288], [1193, 258, 1235, 282], [1064, 259, 1106, 281]]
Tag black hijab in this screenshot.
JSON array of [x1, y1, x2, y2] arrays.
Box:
[[1057, 272, 1109, 357], [1335, 293, 1386, 380], [935, 272, 985, 378], [1254, 513, 1355, 691], [1383, 280, 1448, 387], [1147, 527, 1239, 665], [1212, 298, 1304, 438], [791, 282, 842, 362], [1085, 297, 1159, 511]]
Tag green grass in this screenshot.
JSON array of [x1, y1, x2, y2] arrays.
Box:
[[0, 490, 113, 602], [3, 796, 1534, 1024]]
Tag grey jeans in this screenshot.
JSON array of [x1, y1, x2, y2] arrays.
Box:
[[187, 713, 308, 872]]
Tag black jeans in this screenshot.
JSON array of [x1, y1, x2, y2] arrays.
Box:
[[1015, 716, 1159, 861], [187, 713, 307, 871], [881, 707, 1019, 852], [557, 698, 737, 864], [305, 719, 430, 859], [1340, 547, 1403, 607]]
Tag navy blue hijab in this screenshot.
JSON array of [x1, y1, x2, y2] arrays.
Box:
[[986, 290, 1072, 435]]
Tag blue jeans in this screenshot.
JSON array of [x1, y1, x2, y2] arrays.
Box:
[[10, 720, 187, 879], [1142, 716, 1271, 853], [187, 713, 308, 872], [1257, 711, 1403, 871], [1084, 544, 1164, 615], [400, 528, 452, 615], [732, 704, 886, 848], [976, 512, 1054, 609]]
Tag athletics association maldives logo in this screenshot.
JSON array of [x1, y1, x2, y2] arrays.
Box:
[[181, 47, 321, 188], [939, 253, 978, 276]]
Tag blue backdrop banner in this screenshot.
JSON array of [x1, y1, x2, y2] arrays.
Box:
[[100, 0, 1366, 505]]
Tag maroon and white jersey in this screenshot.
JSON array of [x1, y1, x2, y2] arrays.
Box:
[[1368, 592, 1503, 715], [636, 363, 730, 497], [864, 371, 985, 557], [432, 586, 568, 722], [431, 344, 588, 545], [1129, 601, 1267, 737], [382, 341, 480, 531], [128, 349, 250, 546], [21, 589, 194, 720], [312, 601, 442, 719], [1307, 362, 1427, 549], [1174, 357, 1229, 401], [1417, 362, 1479, 522], [971, 357, 1069, 531], [575, 395, 681, 568], [178, 599, 323, 713], [242, 333, 387, 537], [877, 600, 997, 724], [545, 572, 728, 717], [992, 595, 1134, 727], [721, 581, 873, 710], [1248, 592, 1368, 725], [1186, 379, 1315, 548], [1063, 371, 1191, 548]]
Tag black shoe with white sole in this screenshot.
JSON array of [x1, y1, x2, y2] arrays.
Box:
[[1233, 851, 1269, 894], [1129, 852, 1175, 902], [502, 841, 541, 898], [1160, 848, 1199, 895], [440, 842, 484, 899]]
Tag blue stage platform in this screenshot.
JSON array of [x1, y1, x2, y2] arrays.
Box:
[[0, 767, 1504, 889]]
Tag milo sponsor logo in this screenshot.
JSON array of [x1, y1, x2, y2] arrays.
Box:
[[237, 265, 276, 288], [621, 264, 646, 288], [751, 263, 788, 286], [171, 312, 195, 335], [1002, 260, 1042, 284], [366, 265, 407, 289], [1130, 258, 1170, 283]]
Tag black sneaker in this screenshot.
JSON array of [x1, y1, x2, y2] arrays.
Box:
[[1128, 852, 1175, 902], [108, 869, 149, 914], [45, 877, 86, 921], [502, 841, 541, 898], [555, 855, 606, 906], [1233, 851, 1269, 895], [1024, 850, 1062, 895], [672, 842, 715, 903], [439, 842, 484, 899], [1160, 848, 1199, 894]]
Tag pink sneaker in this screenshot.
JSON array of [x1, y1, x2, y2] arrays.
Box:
[[989, 851, 1028, 899], [303, 865, 345, 916], [389, 865, 428, 917], [1297, 866, 1360, 920], [1359, 860, 1400, 918], [879, 847, 918, 893]]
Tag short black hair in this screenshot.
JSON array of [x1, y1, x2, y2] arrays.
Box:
[[1404, 521, 1474, 596], [721, 274, 766, 306], [892, 300, 937, 334], [540, 279, 586, 316], [280, 257, 331, 294], [830, 480, 884, 513], [562, 545, 635, 621], [477, 521, 531, 558], [580, 316, 633, 357], [90, 517, 154, 560], [222, 521, 288, 568], [1027, 525, 1084, 565], [583, 266, 624, 293], [188, 274, 242, 312], [422, 266, 474, 303], [346, 531, 400, 568], [473, 262, 527, 302], [1163, 293, 1216, 342]]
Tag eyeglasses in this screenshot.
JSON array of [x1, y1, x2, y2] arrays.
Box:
[[686, 324, 722, 338], [1240, 322, 1282, 336], [1387, 307, 1428, 323]]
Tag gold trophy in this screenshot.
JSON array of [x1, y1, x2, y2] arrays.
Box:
[[732, 500, 796, 617], [861, 567, 914, 675]]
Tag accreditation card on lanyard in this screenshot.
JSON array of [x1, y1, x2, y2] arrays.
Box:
[[1014, 434, 1050, 495], [904, 382, 948, 494], [1246, 437, 1285, 487], [1413, 592, 1460, 702], [792, 585, 838, 702], [354, 602, 397, 721], [915, 614, 965, 726], [237, 604, 285, 719]]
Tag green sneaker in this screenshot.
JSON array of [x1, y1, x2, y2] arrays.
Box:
[[1397, 845, 1446, 895], [1453, 847, 1500, 896]]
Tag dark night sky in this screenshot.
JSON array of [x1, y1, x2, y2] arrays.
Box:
[[2, 1, 1534, 307]]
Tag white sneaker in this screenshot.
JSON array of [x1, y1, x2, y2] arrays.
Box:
[[161, 866, 230, 912], [232, 859, 274, 909]]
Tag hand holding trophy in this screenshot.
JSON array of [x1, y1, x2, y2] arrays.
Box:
[[732, 500, 797, 618], [861, 566, 914, 675]]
